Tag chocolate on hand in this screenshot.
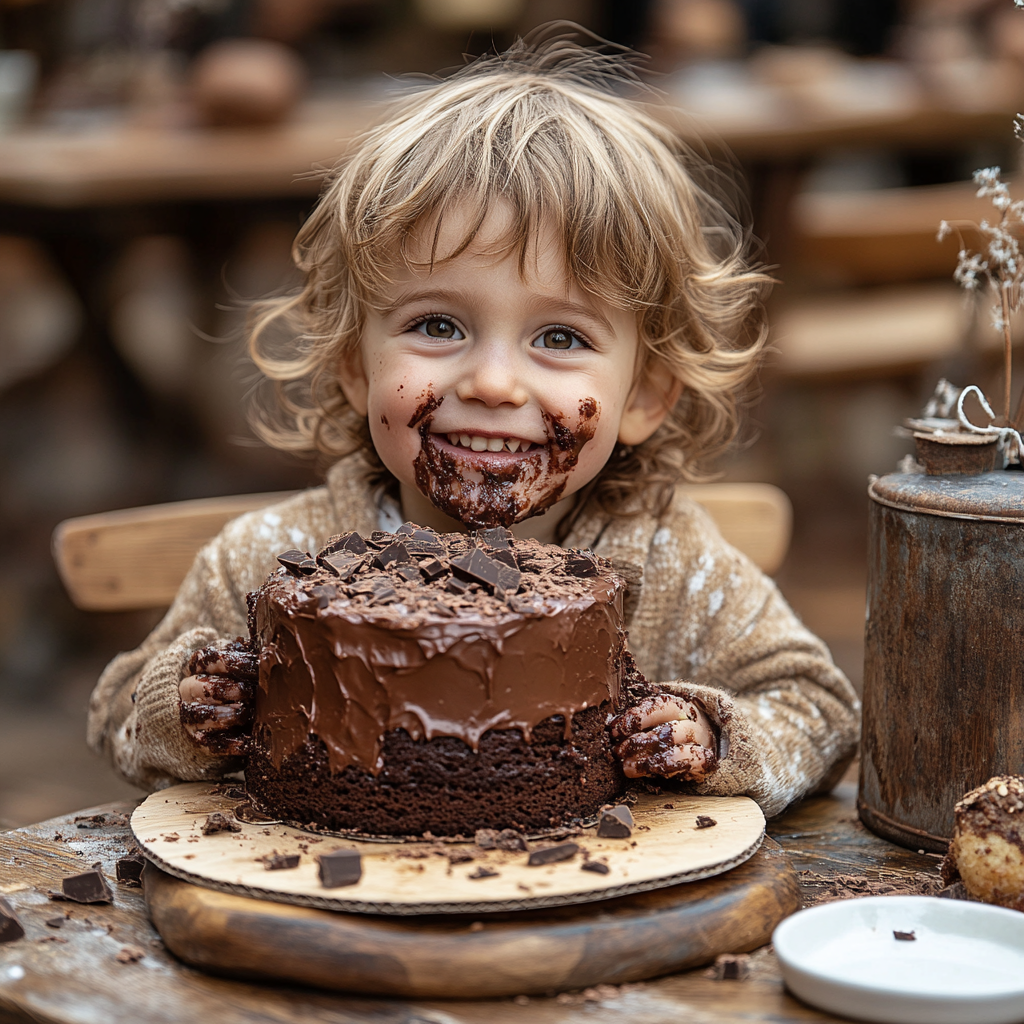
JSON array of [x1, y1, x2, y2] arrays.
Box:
[[609, 693, 719, 782], [178, 638, 257, 756]]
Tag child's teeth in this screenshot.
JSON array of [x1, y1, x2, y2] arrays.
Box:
[[487, 437, 504, 452], [506, 439, 520, 452], [460, 434, 472, 448], [448, 434, 459, 445], [470, 436, 488, 452]]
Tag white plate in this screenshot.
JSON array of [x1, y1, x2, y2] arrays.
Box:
[[773, 896, 1024, 1024]]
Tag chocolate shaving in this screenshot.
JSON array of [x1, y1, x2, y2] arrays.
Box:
[[527, 842, 579, 866], [201, 812, 242, 835], [322, 531, 368, 556], [319, 551, 363, 579], [893, 930, 916, 941], [318, 848, 362, 888], [0, 898, 24, 944], [261, 852, 300, 871], [597, 804, 634, 838], [61, 864, 113, 904], [116, 853, 145, 887], [565, 550, 599, 578], [418, 557, 448, 582], [475, 828, 529, 851], [373, 540, 412, 570], [276, 549, 310, 576], [695, 815, 717, 829], [581, 860, 611, 875], [468, 866, 500, 880]]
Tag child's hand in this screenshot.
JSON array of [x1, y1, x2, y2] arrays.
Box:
[[178, 639, 257, 756], [610, 694, 718, 782]]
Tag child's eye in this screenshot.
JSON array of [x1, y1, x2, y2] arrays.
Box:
[[533, 328, 588, 351], [415, 318, 463, 340]]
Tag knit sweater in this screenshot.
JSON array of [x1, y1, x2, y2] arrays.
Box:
[[87, 452, 859, 818]]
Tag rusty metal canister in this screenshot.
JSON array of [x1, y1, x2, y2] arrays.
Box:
[[859, 469, 1024, 852]]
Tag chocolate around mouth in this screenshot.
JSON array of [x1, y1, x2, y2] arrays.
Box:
[[409, 393, 600, 529]]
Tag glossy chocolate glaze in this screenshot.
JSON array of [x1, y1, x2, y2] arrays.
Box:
[[251, 528, 626, 776]]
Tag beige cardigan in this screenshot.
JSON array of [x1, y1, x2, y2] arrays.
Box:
[[87, 453, 859, 818]]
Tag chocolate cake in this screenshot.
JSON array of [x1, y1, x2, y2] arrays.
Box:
[[245, 524, 634, 836]]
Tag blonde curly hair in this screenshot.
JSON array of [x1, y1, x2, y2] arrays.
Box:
[[248, 28, 771, 533]]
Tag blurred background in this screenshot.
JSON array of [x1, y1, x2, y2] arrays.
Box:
[[1, 0, 1022, 826]]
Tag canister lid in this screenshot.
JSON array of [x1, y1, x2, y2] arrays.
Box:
[[869, 471, 1024, 522]]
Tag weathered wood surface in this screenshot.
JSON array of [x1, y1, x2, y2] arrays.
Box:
[[0, 782, 943, 1023], [861, 472, 1024, 851]]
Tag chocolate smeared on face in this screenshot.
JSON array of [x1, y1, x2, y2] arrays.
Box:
[[411, 396, 601, 529]]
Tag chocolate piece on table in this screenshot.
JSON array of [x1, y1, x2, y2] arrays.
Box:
[[45, 916, 64, 928], [581, 860, 611, 875], [0, 897, 24, 943], [527, 842, 579, 866], [418, 557, 448, 582], [262, 852, 300, 871], [201, 812, 242, 835], [322, 531, 368, 556], [318, 848, 362, 888], [61, 864, 113, 904], [893, 930, 916, 941], [597, 804, 634, 838], [565, 550, 599, 578], [695, 815, 717, 829], [116, 853, 145, 887], [276, 549, 309, 575], [468, 866, 500, 880]]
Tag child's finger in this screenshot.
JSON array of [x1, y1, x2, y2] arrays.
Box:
[[613, 720, 706, 760], [179, 674, 254, 704], [620, 742, 718, 782], [609, 694, 695, 739], [187, 644, 258, 680], [179, 700, 252, 738]]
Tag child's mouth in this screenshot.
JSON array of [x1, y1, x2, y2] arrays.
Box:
[[434, 432, 543, 457]]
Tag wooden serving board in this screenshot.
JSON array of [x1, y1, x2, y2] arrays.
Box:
[[145, 838, 800, 999], [131, 784, 766, 914]]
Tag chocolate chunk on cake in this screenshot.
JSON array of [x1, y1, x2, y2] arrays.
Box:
[[246, 524, 634, 835]]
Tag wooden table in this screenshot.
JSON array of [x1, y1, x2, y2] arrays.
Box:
[[0, 780, 945, 1024]]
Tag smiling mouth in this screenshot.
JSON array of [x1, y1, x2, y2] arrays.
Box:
[[436, 432, 543, 454]]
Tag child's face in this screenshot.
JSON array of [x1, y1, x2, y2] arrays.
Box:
[[340, 204, 676, 539]]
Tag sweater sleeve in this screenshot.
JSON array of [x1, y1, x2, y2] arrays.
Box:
[[629, 504, 860, 818], [86, 539, 250, 790], [86, 484, 339, 791]]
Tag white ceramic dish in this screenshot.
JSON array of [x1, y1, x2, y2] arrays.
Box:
[[773, 896, 1024, 1024]]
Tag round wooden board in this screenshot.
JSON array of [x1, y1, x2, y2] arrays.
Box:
[[131, 783, 765, 915], [144, 838, 800, 998]]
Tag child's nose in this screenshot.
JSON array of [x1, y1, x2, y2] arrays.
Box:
[[455, 342, 529, 408]]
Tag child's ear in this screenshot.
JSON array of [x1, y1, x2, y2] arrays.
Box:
[[337, 350, 369, 417], [617, 366, 682, 446]]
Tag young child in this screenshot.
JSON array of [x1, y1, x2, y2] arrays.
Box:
[[88, 34, 858, 819]]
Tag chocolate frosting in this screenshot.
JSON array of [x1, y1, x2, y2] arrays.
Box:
[[251, 526, 626, 774]]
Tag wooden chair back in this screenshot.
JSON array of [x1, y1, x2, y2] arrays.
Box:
[[52, 483, 792, 612]]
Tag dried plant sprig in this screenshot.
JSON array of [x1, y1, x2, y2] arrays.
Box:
[[938, 166, 1024, 424], [957, 385, 1024, 463]]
